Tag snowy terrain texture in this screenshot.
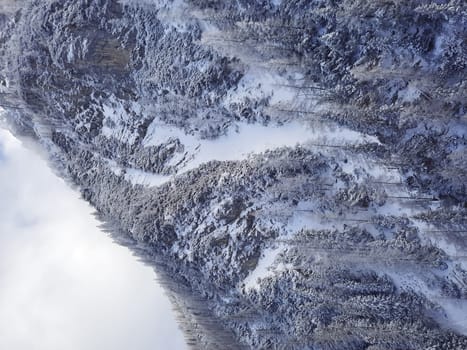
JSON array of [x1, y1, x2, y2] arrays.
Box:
[[1, 0, 467, 349]]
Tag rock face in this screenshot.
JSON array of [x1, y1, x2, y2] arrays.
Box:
[[1, 1, 467, 349]]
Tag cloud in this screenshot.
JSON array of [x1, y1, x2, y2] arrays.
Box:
[[0, 129, 187, 350]]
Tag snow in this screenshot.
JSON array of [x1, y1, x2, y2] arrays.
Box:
[[105, 156, 175, 187], [243, 245, 284, 291], [101, 97, 139, 145], [285, 200, 340, 234], [140, 93, 382, 190], [67, 43, 74, 63], [105, 159, 123, 177], [387, 270, 467, 336], [143, 119, 309, 173], [420, 222, 467, 272], [80, 38, 89, 59], [123, 168, 172, 187], [433, 32, 446, 58], [143, 117, 379, 177], [152, 0, 192, 32], [243, 200, 337, 291], [438, 299, 467, 336], [117, 0, 158, 6], [222, 68, 297, 108], [398, 83, 421, 103], [0, 1, 21, 15], [340, 155, 400, 184]]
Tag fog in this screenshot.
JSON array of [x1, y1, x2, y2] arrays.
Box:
[[0, 129, 187, 350]]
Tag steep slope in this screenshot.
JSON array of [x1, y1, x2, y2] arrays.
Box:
[[1, 1, 466, 349]]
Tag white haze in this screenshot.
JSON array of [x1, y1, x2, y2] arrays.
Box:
[[0, 128, 187, 350]]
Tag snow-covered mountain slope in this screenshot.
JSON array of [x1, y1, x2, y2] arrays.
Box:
[[1, 1, 467, 349]]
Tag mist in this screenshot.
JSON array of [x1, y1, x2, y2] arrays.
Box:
[[0, 129, 187, 350]]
